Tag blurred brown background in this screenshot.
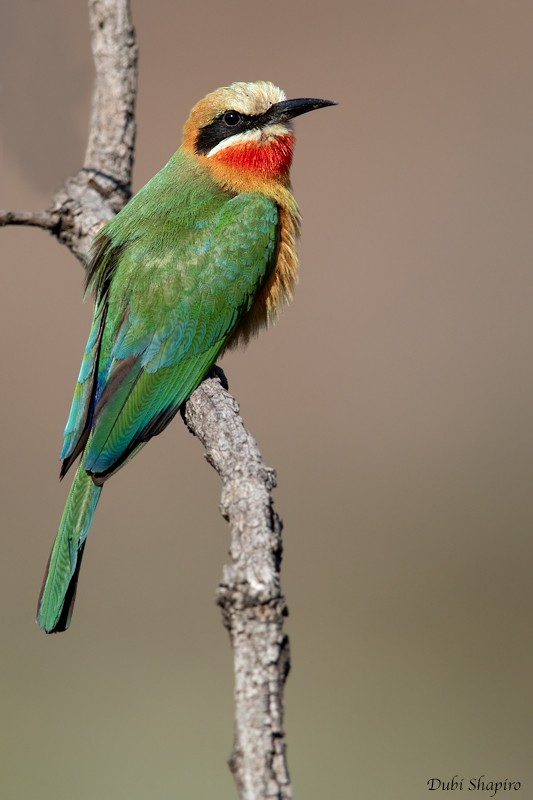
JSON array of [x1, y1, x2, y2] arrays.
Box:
[[1, 1, 532, 798]]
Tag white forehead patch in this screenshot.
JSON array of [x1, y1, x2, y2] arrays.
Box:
[[219, 81, 286, 117]]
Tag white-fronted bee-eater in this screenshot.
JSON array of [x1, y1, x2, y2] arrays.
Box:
[[37, 80, 336, 633]]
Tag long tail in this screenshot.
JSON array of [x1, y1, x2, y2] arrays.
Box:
[[37, 465, 102, 633]]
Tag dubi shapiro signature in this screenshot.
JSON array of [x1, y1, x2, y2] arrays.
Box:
[[427, 776, 521, 797]]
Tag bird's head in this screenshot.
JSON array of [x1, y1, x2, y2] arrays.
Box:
[[182, 81, 335, 194]]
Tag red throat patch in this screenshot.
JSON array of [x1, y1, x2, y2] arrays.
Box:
[[211, 133, 294, 176]]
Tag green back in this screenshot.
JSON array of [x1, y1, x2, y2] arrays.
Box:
[[61, 148, 279, 480]]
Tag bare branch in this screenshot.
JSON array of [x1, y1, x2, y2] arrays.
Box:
[[0, 209, 60, 230], [84, 0, 137, 198], [183, 370, 292, 800], [48, 0, 138, 262]]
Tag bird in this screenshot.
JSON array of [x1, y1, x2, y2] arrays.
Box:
[[37, 80, 335, 633]]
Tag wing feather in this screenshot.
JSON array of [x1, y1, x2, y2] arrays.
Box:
[[62, 192, 279, 482]]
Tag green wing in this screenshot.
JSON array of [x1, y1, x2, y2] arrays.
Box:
[[63, 192, 279, 481]]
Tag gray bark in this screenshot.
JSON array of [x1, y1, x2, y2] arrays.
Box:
[[0, 2, 292, 797], [183, 371, 292, 799]]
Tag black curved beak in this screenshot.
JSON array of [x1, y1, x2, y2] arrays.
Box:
[[264, 97, 337, 125]]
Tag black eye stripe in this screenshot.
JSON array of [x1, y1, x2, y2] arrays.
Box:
[[196, 111, 262, 154]]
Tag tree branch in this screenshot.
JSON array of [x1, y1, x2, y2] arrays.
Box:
[[49, 0, 138, 262], [183, 370, 292, 799], [84, 0, 137, 199], [4, 2, 292, 797], [0, 209, 60, 230]]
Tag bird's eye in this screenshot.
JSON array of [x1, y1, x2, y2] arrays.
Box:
[[223, 111, 241, 127]]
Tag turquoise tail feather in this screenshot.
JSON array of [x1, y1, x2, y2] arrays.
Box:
[[37, 465, 102, 633]]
